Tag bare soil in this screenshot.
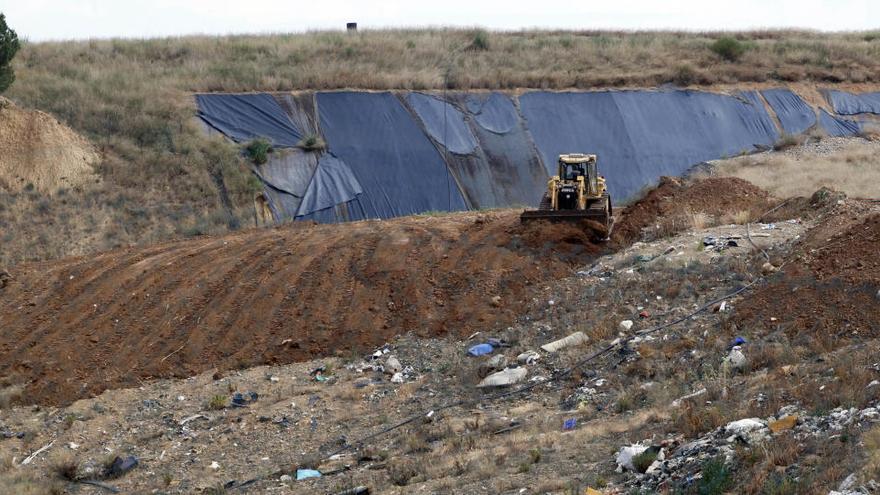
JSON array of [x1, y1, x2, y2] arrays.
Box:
[[0, 178, 774, 407], [0, 97, 98, 193]]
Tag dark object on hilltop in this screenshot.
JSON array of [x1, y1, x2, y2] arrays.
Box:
[[0, 13, 20, 94], [346, 22, 357, 31], [104, 456, 139, 479]]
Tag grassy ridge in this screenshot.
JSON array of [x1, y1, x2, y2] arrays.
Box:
[[2, 29, 880, 265]]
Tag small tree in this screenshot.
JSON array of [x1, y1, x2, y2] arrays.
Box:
[[0, 13, 20, 94]]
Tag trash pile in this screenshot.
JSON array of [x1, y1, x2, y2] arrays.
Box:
[[345, 344, 417, 384], [619, 403, 880, 491]]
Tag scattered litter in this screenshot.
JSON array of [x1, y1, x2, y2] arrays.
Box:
[[209, 461, 220, 470], [296, 469, 322, 480], [336, 487, 370, 495], [615, 444, 649, 472], [179, 414, 208, 426], [760, 223, 777, 230], [540, 331, 588, 353], [486, 354, 507, 370], [768, 415, 798, 433], [468, 343, 495, 356], [390, 373, 404, 384], [231, 391, 259, 407], [68, 442, 79, 450], [729, 336, 746, 348], [106, 456, 139, 477], [280, 474, 292, 482], [619, 320, 634, 331], [20, 441, 54, 465], [723, 346, 747, 370], [562, 418, 577, 431], [638, 310, 650, 319], [517, 350, 540, 365], [477, 367, 527, 388], [385, 356, 402, 374]]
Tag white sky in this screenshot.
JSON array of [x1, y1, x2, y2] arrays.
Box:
[[1, 0, 878, 42]]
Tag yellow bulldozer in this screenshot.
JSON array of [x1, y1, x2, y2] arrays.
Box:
[[521, 153, 613, 233]]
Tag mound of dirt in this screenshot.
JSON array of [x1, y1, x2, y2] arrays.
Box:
[[0, 97, 98, 193], [736, 207, 880, 343], [613, 176, 773, 244], [0, 211, 608, 406]]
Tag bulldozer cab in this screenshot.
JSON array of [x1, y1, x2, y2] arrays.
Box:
[[558, 154, 600, 197]]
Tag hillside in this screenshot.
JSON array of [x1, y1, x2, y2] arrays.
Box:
[[2, 29, 880, 265]]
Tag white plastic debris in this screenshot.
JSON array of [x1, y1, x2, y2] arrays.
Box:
[[209, 461, 220, 470], [540, 331, 588, 353], [619, 320, 634, 331], [385, 356, 402, 374], [615, 444, 648, 472], [517, 350, 540, 365], [390, 372, 405, 383], [477, 367, 528, 388], [68, 442, 79, 450], [723, 346, 747, 370], [725, 418, 766, 435]]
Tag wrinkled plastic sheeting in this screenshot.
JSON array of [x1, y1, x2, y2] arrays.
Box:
[[296, 154, 363, 216], [825, 90, 880, 115], [317, 92, 467, 219], [761, 89, 817, 135], [405, 93, 478, 154], [434, 92, 545, 209], [519, 90, 778, 200], [252, 150, 317, 197], [467, 93, 519, 134], [738, 91, 778, 133], [819, 109, 861, 137], [196, 94, 303, 147]]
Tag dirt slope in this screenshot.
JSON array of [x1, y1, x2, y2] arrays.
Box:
[[0, 211, 606, 405], [0, 177, 772, 406], [0, 97, 98, 193]]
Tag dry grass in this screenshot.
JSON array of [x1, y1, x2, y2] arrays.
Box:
[[1, 29, 879, 264], [711, 139, 880, 199]]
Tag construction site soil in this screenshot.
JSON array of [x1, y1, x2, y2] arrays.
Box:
[[735, 202, 880, 346], [0, 178, 776, 406]]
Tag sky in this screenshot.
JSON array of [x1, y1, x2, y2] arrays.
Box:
[[1, 0, 878, 41]]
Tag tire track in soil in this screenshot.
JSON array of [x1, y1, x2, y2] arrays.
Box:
[[0, 211, 611, 405]]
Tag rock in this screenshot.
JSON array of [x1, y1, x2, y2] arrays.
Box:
[[477, 367, 527, 388], [385, 356, 402, 374], [540, 331, 588, 353], [280, 474, 292, 483], [768, 415, 798, 433], [619, 320, 634, 331], [390, 372, 404, 384], [516, 350, 540, 365], [209, 461, 220, 470], [761, 262, 778, 276]]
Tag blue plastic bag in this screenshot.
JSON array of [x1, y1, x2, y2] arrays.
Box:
[[296, 469, 322, 480], [468, 343, 494, 356]]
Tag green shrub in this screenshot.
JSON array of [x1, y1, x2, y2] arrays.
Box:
[[695, 457, 732, 494], [0, 13, 20, 93], [245, 138, 272, 165], [296, 134, 326, 152], [710, 37, 747, 61], [468, 30, 490, 51]]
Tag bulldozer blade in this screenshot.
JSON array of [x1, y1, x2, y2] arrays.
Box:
[[520, 209, 613, 240], [520, 209, 610, 224]]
